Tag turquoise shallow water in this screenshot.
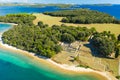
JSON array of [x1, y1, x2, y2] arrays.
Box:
[[0, 5, 115, 80], [0, 24, 103, 80], [0, 44, 100, 80], [0, 23, 11, 32]]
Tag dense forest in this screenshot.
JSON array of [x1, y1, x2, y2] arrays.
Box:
[[44, 9, 120, 24], [0, 14, 36, 25], [0, 13, 120, 58], [90, 31, 116, 57]]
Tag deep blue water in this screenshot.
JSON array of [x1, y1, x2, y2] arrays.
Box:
[[0, 6, 59, 16], [0, 5, 120, 19], [0, 5, 119, 80], [71, 4, 120, 19]]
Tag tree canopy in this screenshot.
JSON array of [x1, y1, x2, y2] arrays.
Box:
[[44, 9, 120, 24], [90, 31, 116, 57], [0, 13, 36, 25], [1, 14, 95, 57], [1, 13, 119, 58]]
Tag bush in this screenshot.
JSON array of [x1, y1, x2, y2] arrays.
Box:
[[116, 75, 120, 79], [61, 33, 75, 43]]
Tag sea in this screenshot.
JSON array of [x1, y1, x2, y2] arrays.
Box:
[[0, 4, 119, 80]]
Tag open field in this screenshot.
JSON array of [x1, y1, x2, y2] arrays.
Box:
[[33, 13, 119, 76], [33, 13, 120, 36], [52, 42, 119, 76]]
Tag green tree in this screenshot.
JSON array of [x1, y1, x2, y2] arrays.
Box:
[[54, 45, 62, 53], [38, 21, 44, 27], [90, 35, 115, 57], [44, 9, 120, 24], [61, 33, 75, 43], [62, 18, 69, 23]]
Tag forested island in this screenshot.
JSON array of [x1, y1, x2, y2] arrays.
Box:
[[0, 13, 120, 58], [44, 9, 120, 24], [0, 3, 73, 8]]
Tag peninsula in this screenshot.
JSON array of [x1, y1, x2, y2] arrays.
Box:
[[0, 9, 120, 80]]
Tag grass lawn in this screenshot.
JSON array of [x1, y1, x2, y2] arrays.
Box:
[[33, 13, 119, 76], [33, 13, 120, 37], [52, 42, 119, 76]]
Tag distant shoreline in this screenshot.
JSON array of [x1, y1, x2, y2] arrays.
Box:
[[0, 3, 73, 9]]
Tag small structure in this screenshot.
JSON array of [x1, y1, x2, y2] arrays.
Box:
[[59, 41, 82, 53], [70, 41, 82, 50]]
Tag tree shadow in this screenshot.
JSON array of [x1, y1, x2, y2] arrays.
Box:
[[69, 59, 74, 62], [34, 54, 48, 59], [84, 43, 98, 56], [69, 56, 75, 62], [84, 43, 114, 59]]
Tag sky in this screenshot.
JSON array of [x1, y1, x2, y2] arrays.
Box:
[[1, 0, 120, 4]]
